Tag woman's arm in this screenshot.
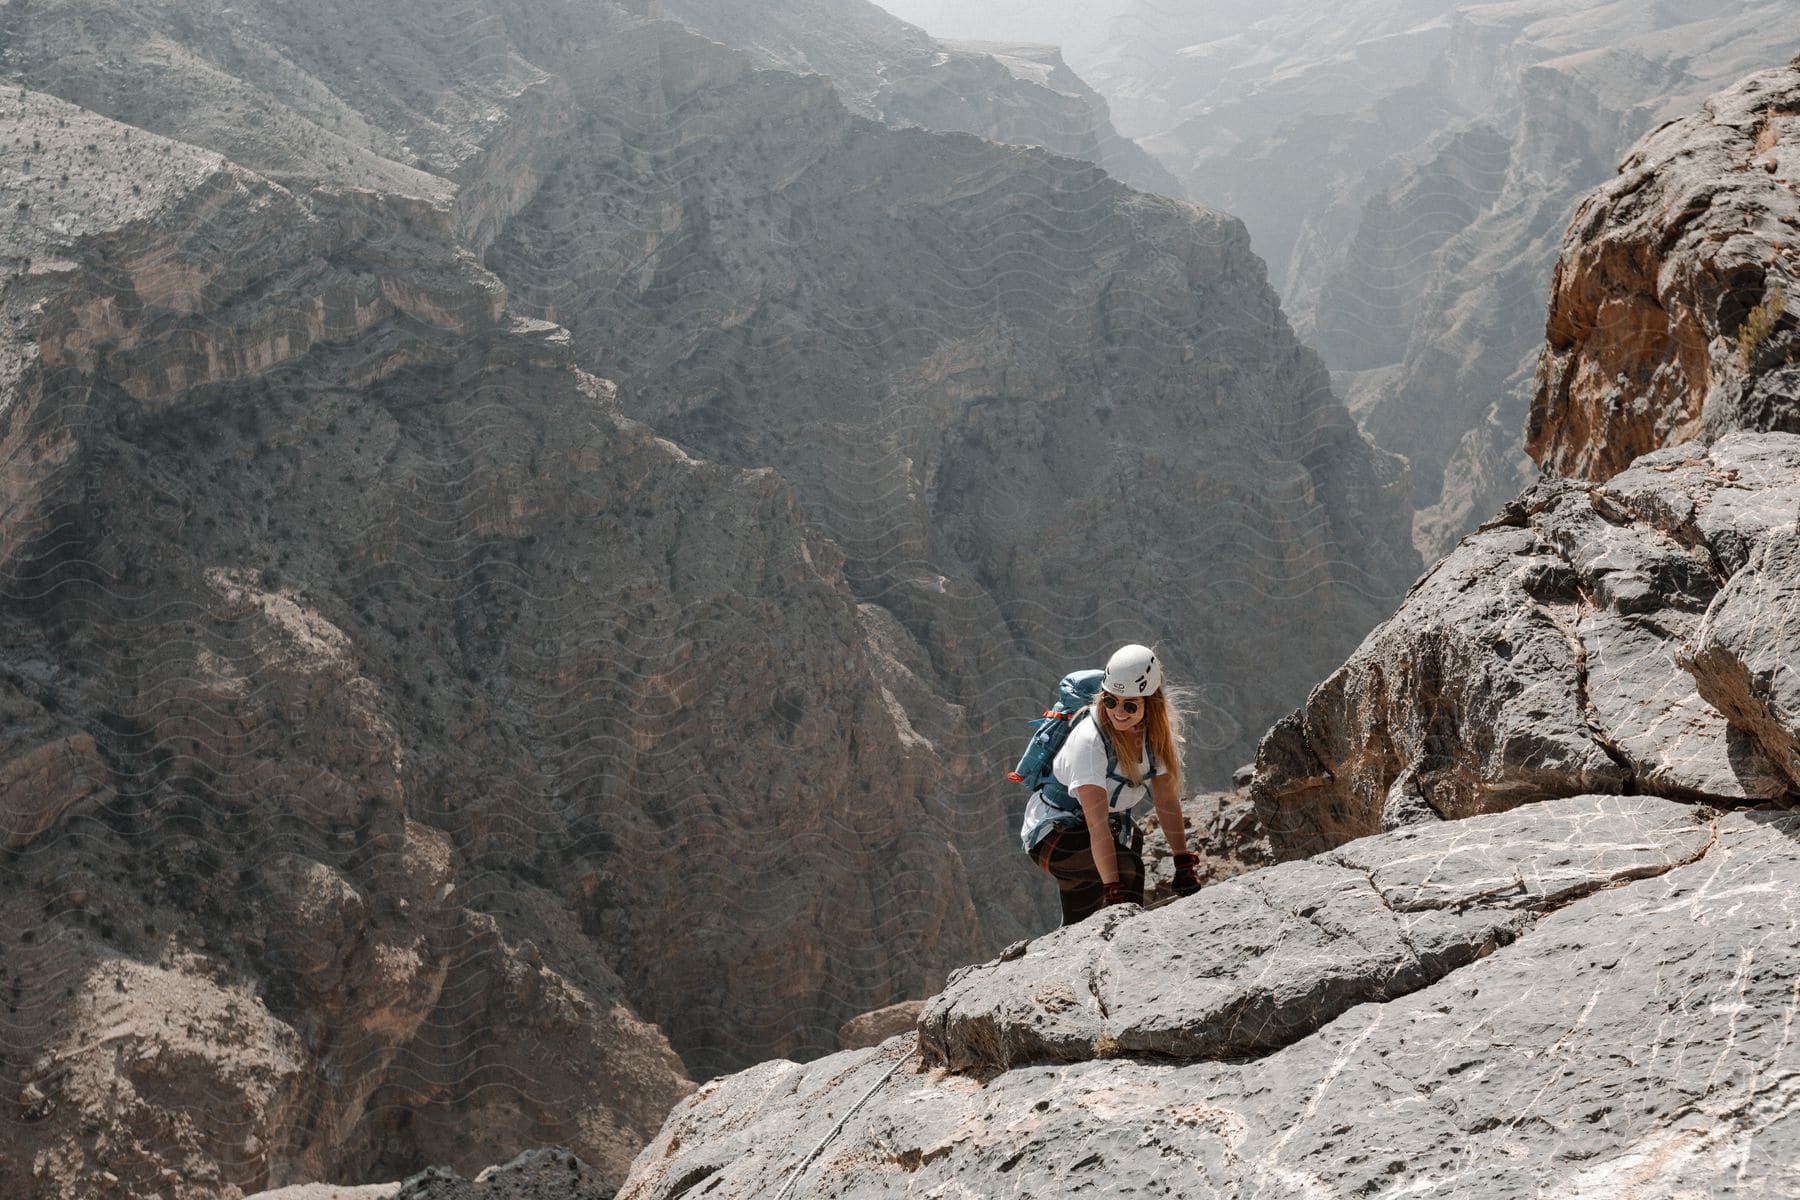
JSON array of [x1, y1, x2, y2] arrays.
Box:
[[1075, 784, 1120, 883], [1152, 774, 1189, 855]]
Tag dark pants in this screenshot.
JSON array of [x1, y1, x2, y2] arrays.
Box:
[[1030, 821, 1145, 926]]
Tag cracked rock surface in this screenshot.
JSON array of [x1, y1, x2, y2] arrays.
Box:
[[617, 800, 1800, 1199], [1254, 433, 1800, 858], [917, 796, 1713, 1073]]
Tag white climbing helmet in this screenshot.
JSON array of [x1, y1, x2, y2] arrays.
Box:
[[1102, 643, 1163, 698]]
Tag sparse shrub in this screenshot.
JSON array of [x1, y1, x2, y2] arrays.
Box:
[[1738, 285, 1788, 367]]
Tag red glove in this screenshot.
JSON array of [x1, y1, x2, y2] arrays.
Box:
[[1171, 852, 1202, 897], [1103, 880, 1134, 906]]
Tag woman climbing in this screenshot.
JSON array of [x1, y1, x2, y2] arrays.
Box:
[[1019, 643, 1202, 925]]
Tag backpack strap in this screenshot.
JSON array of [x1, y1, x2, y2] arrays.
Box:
[[1100, 722, 1159, 808], [1042, 710, 1153, 811]]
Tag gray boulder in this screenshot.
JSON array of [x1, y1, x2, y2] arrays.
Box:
[[617, 798, 1800, 1199], [1254, 434, 1800, 858], [917, 795, 1712, 1072]]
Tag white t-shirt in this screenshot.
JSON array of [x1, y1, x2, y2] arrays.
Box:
[[1019, 714, 1162, 851]]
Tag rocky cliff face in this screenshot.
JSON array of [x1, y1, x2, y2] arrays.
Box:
[[479, 35, 1417, 795], [1254, 433, 1799, 855], [1258, 55, 1800, 857], [0, 0, 1418, 1194], [613, 54, 1800, 1200], [0, 46, 978, 1200], [657, 0, 1181, 196], [1532, 57, 1800, 479], [1082, 0, 1800, 558], [0, 90, 710, 1198]]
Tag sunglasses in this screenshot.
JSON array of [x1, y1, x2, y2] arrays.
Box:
[[1100, 694, 1143, 715]]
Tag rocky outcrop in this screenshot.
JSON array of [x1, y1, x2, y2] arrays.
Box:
[[1531, 55, 1800, 480], [618, 796, 1800, 1198], [1082, 2, 1800, 557], [1253, 433, 1800, 856], [1256, 56, 1800, 858], [922, 795, 1715, 1073], [1140, 787, 1268, 904], [244, 1147, 615, 1200], [837, 1002, 926, 1053]]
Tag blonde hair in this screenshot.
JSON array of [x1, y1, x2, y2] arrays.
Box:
[[1090, 687, 1183, 792]]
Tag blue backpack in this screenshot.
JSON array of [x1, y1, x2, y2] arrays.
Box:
[[1007, 670, 1104, 802], [1009, 669, 1157, 815]]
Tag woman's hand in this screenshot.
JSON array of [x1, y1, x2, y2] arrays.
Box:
[[1171, 852, 1202, 896]]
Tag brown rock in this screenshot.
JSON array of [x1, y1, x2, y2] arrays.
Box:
[[1531, 56, 1800, 481]]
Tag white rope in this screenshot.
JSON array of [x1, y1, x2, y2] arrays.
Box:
[[774, 1044, 917, 1200]]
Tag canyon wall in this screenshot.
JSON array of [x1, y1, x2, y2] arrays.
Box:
[[0, 0, 1417, 1194], [616, 52, 1800, 1200]]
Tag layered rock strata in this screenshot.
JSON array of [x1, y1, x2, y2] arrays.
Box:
[[0, 80, 970, 1198], [619, 796, 1800, 1198], [481, 35, 1418, 799], [1, 0, 1418, 929]]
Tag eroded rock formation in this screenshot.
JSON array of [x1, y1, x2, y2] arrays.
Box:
[[1256, 54, 1800, 858], [1531, 55, 1800, 480], [1254, 435, 1800, 855], [0, 77, 980, 1199]]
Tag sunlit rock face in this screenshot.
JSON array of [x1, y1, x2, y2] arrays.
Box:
[[618, 797, 1800, 1199], [1532, 56, 1800, 481], [1081, 1, 1800, 558], [0, 0, 1418, 1193]]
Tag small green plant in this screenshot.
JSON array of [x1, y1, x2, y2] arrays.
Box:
[[1738, 284, 1788, 367]]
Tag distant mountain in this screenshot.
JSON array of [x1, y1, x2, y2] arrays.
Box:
[[1082, 0, 1800, 557], [866, 0, 1136, 68], [662, 0, 1181, 196]]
